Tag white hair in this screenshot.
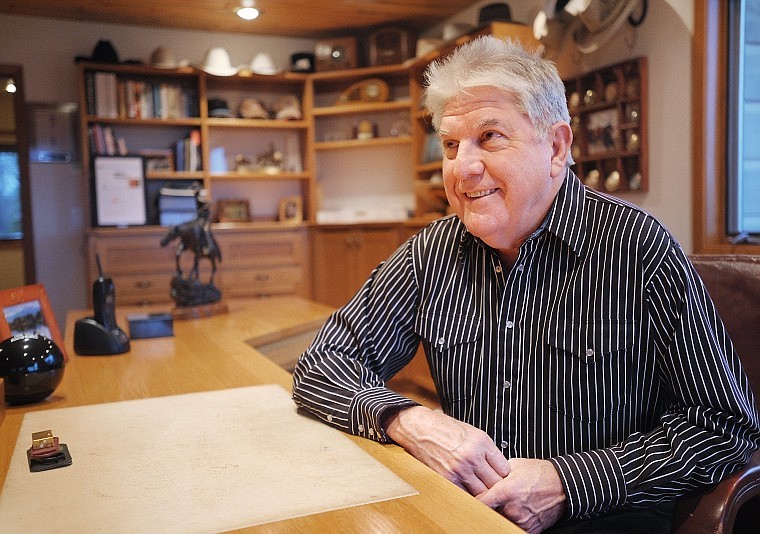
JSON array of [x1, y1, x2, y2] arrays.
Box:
[[424, 36, 571, 162]]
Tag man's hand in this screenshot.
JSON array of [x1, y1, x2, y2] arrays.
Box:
[[477, 458, 567, 533], [385, 406, 511, 495]]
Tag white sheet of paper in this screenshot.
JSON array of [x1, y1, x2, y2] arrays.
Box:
[[94, 156, 146, 226], [0, 385, 417, 533]]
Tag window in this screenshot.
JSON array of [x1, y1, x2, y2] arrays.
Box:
[[0, 149, 21, 239], [694, 0, 760, 253], [726, 0, 760, 238]]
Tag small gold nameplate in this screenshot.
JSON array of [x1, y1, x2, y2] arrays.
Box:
[[31, 430, 55, 450]]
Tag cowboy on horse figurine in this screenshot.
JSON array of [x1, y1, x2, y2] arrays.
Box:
[[160, 189, 224, 309]]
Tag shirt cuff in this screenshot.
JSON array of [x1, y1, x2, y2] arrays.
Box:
[[549, 448, 627, 519], [349, 387, 419, 443]]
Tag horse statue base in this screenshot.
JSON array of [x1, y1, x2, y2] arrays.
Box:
[[169, 276, 228, 319]]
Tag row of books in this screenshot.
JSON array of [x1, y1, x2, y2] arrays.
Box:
[[175, 130, 202, 172], [85, 71, 198, 119], [87, 124, 127, 156], [87, 125, 201, 173]]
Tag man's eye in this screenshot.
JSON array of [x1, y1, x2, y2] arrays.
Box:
[[443, 141, 458, 158], [482, 131, 502, 143]]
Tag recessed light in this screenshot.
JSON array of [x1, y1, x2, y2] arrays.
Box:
[[236, 0, 260, 20]]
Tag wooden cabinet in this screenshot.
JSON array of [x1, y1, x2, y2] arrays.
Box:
[[77, 62, 313, 225], [564, 57, 648, 193], [87, 225, 309, 305], [311, 225, 402, 308], [202, 73, 315, 222], [214, 226, 310, 298], [76, 25, 555, 309], [309, 65, 414, 221]]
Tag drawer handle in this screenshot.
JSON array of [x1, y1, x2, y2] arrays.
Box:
[[135, 281, 153, 289]]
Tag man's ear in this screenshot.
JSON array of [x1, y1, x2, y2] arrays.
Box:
[[549, 122, 573, 177]]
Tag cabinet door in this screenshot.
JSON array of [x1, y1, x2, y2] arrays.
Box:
[[311, 230, 357, 307], [311, 227, 399, 308], [353, 229, 399, 283]]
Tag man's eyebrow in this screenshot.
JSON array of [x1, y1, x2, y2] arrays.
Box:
[[474, 118, 504, 130]]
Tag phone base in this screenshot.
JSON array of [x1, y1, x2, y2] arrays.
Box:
[[73, 317, 130, 356]]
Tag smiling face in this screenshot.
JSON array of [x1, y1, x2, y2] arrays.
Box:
[[439, 86, 571, 265]]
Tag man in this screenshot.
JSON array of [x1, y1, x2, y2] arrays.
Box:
[[292, 37, 759, 532]]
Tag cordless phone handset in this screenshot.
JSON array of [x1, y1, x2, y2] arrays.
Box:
[[93, 253, 117, 331]]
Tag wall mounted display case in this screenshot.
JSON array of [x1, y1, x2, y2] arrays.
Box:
[[563, 57, 648, 193]]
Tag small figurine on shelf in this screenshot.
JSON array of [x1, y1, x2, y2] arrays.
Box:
[[160, 189, 227, 318], [256, 143, 283, 174]]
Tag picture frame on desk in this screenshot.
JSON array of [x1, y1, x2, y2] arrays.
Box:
[[0, 284, 67, 362], [140, 150, 174, 172], [216, 198, 250, 223], [92, 155, 147, 227], [278, 196, 303, 224]]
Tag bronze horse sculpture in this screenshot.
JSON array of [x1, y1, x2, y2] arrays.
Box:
[[160, 215, 222, 286]]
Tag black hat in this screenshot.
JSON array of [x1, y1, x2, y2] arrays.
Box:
[[290, 52, 315, 73], [75, 39, 120, 63], [208, 98, 232, 118], [478, 3, 512, 26]]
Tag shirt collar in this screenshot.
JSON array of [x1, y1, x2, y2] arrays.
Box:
[[543, 168, 587, 259]]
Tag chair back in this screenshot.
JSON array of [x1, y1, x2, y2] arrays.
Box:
[[690, 255, 760, 398]]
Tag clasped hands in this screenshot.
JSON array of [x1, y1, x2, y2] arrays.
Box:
[[385, 406, 566, 533]]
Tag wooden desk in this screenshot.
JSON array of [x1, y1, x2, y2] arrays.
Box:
[[0, 296, 517, 532]]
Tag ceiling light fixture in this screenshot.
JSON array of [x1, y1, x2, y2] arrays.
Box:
[[236, 0, 260, 20], [5, 78, 16, 93]]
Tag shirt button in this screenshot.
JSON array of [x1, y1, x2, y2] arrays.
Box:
[[500, 440, 508, 448], [358, 424, 364, 433], [327, 414, 333, 422], [505, 320, 514, 329], [517, 264, 524, 272], [437, 337, 445, 346], [495, 264, 502, 273], [368, 428, 375, 437], [503, 380, 511, 389], [586, 348, 594, 357]]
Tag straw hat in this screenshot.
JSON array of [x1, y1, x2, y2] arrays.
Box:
[[149, 47, 178, 69]]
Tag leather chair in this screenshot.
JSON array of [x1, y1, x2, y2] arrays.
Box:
[[673, 255, 760, 534]]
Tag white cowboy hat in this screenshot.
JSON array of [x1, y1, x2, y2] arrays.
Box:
[[573, 0, 641, 54], [199, 47, 238, 76]]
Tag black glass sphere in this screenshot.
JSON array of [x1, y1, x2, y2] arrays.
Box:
[[0, 333, 66, 405]]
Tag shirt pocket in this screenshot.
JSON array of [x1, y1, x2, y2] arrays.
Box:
[[416, 310, 482, 418], [546, 318, 635, 423]]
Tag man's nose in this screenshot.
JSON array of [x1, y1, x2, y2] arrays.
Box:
[[452, 141, 485, 179]]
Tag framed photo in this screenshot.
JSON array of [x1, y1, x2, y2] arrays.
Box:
[[92, 155, 147, 226], [0, 284, 67, 362], [585, 108, 619, 156], [139, 150, 174, 172], [278, 196, 303, 224], [216, 198, 250, 222]]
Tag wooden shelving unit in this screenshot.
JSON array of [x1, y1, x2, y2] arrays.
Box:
[[564, 57, 648, 193]]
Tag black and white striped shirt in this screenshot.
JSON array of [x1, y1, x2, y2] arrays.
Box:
[[292, 171, 759, 519]]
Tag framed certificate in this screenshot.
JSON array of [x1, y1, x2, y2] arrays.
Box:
[[93, 156, 147, 226]]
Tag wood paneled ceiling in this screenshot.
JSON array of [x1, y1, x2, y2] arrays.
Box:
[[0, 0, 482, 38]]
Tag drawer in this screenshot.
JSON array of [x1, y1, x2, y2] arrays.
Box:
[[221, 267, 305, 297], [216, 231, 306, 268], [93, 238, 176, 274], [111, 273, 174, 305]]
